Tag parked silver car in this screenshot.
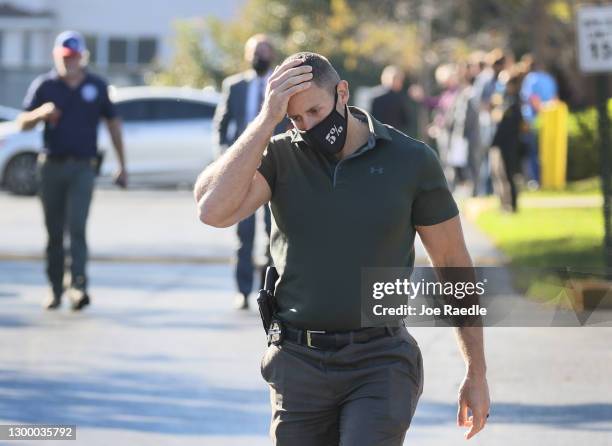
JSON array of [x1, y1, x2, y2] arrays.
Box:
[[0, 86, 219, 195]]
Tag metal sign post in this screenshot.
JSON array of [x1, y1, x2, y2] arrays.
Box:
[[577, 4, 612, 272]]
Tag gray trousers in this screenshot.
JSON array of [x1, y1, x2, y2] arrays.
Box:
[[260, 327, 424, 445], [37, 158, 95, 297]]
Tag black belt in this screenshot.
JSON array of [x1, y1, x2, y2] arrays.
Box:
[[284, 324, 402, 350]]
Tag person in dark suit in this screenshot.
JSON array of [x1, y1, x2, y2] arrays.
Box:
[[213, 34, 286, 310], [490, 74, 524, 212], [369, 65, 414, 135]]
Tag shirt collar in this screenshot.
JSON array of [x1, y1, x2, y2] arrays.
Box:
[[290, 106, 392, 145]]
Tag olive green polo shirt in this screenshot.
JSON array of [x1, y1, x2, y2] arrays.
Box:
[[257, 107, 459, 331]]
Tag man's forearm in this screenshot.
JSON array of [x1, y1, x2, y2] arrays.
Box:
[[418, 209, 490, 437], [107, 119, 125, 168], [455, 326, 486, 377], [17, 110, 44, 131], [195, 114, 276, 224], [434, 248, 487, 377]]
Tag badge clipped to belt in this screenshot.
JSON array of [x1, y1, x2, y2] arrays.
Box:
[[267, 319, 284, 346]]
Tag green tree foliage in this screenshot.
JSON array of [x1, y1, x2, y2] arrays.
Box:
[[149, 22, 220, 88], [151, 0, 590, 103], [152, 0, 423, 90]]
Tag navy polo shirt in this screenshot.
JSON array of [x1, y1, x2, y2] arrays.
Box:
[[23, 70, 116, 157], [257, 107, 459, 331]]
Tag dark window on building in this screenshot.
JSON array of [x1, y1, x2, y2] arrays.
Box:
[[137, 38, 157, 64], [108, 38, 128, 64]]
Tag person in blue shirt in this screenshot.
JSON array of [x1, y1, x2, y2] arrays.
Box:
[[519, 56, 558, 187], [17, 30, 127, 311]]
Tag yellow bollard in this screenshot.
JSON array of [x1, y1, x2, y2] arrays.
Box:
[[539, 100, 568, 189]]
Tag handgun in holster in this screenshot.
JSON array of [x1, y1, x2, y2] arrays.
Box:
[[257, 266, 282, 345]]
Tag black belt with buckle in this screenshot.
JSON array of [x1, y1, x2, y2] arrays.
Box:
[[284, 324, 401, 350]]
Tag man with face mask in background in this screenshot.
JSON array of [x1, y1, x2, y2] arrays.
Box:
[[213, 34, 287, 310], [196, 52, 490, 444], [17, 30, 127, 311]]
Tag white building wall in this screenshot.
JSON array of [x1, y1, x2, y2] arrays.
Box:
[[8, 0, 243, 65], [0, 0, 245, 107], [29, 30, 51, 67], [1, 30, 24, 67]]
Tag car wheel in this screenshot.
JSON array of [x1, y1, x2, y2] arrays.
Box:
[[4, 153, 38, 196]]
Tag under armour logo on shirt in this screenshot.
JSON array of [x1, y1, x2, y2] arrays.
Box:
[[370, 166, 384, 174]]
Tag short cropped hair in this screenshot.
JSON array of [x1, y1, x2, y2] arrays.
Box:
[[282, 51, 340, 95]]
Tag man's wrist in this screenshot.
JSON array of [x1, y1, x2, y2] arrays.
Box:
[[256, 113, 281, 134], [466, 365, 487, 379], [114, 155, 125, 171]]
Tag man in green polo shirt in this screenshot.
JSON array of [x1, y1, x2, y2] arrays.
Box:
[[194, 52, 490, 445]]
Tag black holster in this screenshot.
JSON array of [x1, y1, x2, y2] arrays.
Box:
[[257, 266, 279, 333]]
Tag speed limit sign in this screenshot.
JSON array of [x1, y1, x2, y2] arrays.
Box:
[[577, 4, 612, 73]]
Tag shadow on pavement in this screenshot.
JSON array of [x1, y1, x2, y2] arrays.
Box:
[[0, 369, 269, 436], [414, 400, 612, 431], [0, 315, 28, 328]]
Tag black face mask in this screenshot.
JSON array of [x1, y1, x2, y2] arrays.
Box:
[[252, 55, 271, 76], [298, 88, 347, 156]]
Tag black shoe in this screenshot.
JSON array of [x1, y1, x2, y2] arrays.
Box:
[[233, 293, 249, 310], [43, 294, 62, 310], [69, 288, 91, 311]]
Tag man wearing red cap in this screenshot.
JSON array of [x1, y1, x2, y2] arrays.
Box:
[[17, 30, 127, 311]]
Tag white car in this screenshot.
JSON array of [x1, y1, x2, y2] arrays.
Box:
[[0, 105, 20, 122], [0, 86, 219, 195]]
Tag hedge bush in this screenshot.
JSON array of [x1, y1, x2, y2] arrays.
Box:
[[566, 98, 612, 181]]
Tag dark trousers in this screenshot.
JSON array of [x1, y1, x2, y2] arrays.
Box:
[[490, 146, 519, 212], [522, 130, 540, 184], [236, 204, 272, 296], [37, 159, 95, 297], [260, 327, 424, 445]]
